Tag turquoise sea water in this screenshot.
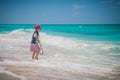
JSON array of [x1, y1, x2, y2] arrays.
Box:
[[0, 24, 120, 41]]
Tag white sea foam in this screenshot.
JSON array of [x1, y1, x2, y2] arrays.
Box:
[[6, 29, 78, 49], [0, 29, 120, 74], [1, 29, 120, 60], [7, 29, 120, 50]]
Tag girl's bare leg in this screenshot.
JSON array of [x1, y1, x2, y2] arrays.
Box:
[[32, 52, 35, 59], [35, 52, 39, 60]]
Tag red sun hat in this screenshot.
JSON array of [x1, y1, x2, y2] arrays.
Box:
[[34, 24, 42, 30]]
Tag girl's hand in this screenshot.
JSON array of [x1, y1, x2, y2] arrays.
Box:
[[40, 50, 44, 55], [42, 50, 44, 54]]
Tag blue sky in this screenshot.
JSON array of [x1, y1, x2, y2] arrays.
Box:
[[0, 0, 120, 24]]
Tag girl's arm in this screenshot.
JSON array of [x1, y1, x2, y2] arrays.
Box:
[[37, 37, 42, 49], [34, 33, 44, 54], [38, 38, 44, 54]]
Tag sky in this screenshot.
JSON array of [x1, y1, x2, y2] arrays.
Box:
[[0, 0, 120, 24]]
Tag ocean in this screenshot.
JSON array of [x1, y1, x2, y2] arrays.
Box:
[[0, 24, 120, 79], [1, 24, 120, 41]]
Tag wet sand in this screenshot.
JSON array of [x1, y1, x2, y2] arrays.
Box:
[[0, 64, 116, 80]]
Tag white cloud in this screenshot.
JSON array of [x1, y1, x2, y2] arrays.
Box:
[[73, 4, 80, 9], [72, 12, 80, 17], [112, 6, 120, 9], [101, 0, 120, 9], [41, 13, 47, 17], [116, 2, 120, 4], [100, 0, 120, 5], [72, 4, 86, 10], [72, 4, 86, 17], [100, 0, 114, 4]]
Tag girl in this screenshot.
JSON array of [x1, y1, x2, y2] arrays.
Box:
[[30, 24, 44, 60]]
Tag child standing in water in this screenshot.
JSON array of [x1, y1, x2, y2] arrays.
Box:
[[30, 24, 44, 60]]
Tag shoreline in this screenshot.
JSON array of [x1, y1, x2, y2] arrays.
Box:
[[0, 56, 119, 80], [0, 55, 119, 80]]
